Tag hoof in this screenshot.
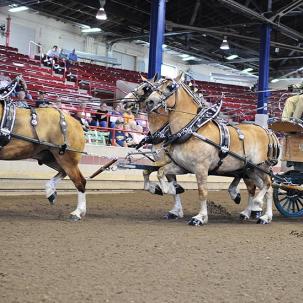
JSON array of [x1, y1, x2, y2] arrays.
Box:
[[251, 211, 262, 219], [68, 214, 81, 222], [188, 218, 203, 226], [47, 192, 57, 205], [234, 193, 241, 204], [154, 185, 163, 196], [164, 212, 179, 220], [257, 218, 269, 225], [175, 184, 185, 194], [239, 213, 249, 221]]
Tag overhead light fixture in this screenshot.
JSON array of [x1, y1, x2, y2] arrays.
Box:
[[220, 36, 230, 50], [242, 67, 253, 73], [96, 0, 107, 20], [226, 54, 238, 60], [8, 6, 29, 12], [179, 54, 190, 59], [81, 27, 101, 33], [271, 79, 279, 83], [182, 56, 197, 61]]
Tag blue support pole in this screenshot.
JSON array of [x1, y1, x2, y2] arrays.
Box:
[[148, 0, 166, 79], [257, 24, 271, 116]]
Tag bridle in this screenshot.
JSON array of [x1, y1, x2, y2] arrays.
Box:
[[146, 79, 204, 113]]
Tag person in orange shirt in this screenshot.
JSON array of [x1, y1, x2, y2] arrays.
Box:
[[123, 108, 135, 124]]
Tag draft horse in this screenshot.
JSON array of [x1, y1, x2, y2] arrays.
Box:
[[144, 74, 279, 225], [122, 75, 187, 219], [0, 79, 93, 221]]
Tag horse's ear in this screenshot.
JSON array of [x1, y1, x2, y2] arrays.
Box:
[[140, 74, 147, 82], [175, 71, 183, 82], [151, 73, 158, 82]]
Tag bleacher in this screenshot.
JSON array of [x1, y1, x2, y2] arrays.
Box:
[[1, 43, 286, 145]]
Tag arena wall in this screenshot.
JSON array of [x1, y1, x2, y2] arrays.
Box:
[[0, 144, 247, 194]]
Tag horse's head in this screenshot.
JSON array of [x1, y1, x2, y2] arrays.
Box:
[[122, 74, 159, 112], [144, 73, 183, 113]]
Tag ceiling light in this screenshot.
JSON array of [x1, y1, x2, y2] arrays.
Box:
[[242, 67, 253, 73], [96, 0, 107, 20], [220, 36, 230, 50], [271, 79, 279, 83], [182, 56, 197, 61], [8, 6, 29, 12], [179, 54, 190, 59], [226, 54, 238, 60], [81, 27, 102, 33]]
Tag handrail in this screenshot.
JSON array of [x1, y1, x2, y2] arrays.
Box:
[[28, 41, 44, 60]]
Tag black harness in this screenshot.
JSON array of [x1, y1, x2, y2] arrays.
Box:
[[0, 100, 16, 148]]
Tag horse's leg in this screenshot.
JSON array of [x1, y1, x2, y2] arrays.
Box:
[[239, 178, 256, 221], [257, 175, 273, 224], [157, 163, 184, 195], [45, 171, 66, 204], [164, 174, 184, 219], [188, 171, 208, 226], [143, 169, 151, 191], [51, 153, 87, 221], [228, 177, 241, 204]]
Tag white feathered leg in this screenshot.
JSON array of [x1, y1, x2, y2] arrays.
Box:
[[69, 191, 86, 220], [45, 172, 66, 204]]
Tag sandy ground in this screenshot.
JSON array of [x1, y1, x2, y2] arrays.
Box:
[[0, 190, 303, 303]]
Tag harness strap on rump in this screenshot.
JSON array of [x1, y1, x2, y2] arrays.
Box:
[[58, 109, 68, 155], [0, 100, 16, 147], [30, 107, 41, 143]]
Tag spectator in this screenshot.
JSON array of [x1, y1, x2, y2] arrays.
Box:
[[109, 103, 123, 128], [92, 103, 108, 127], [53, 96, 69, 114], [123, 123, 134, 145], [109, 119, 127, 147], [35, 91, 50, 108], [74, 110, 89, 131], [128, 122, 145, 147], [15, 90, 30, 109], [68, 49, 78, 63], [123, 108, 135, 124], [42, 45, 60, 67], [79, 103, 92, 124], [47, 45, 60, 60]]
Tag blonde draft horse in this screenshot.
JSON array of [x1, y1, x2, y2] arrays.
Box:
[[0, 105, 87, 221], [144, 74, 278, 225], [122, 75, 186, 219], [123, 76, 251, 219]]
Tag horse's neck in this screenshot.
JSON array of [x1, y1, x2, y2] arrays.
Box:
[[148, 109, 168, 134], [169, 87, 199, 134]]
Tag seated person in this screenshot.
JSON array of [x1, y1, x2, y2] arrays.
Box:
[[109, 120, 127, 147], [42, 45, 60, 66], [123, 108, 135, 124], [282, 83, 303, 121], [35, 91, 50, 108], [92, 103, 109, 127], [73, 110, 89, 131], [67, 49, 78, 66], [109, 104, 123, 128], [15, 90, 30, 108], [128, 122, 145, 147], [123, 123, 134, 145]]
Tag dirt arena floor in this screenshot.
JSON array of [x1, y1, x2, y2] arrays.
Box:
[[1, 190, 303, 303]]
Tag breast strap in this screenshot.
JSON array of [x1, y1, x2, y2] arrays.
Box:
[[0, 100, 16, 148]]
